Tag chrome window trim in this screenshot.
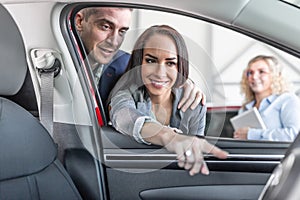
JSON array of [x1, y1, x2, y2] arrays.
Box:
[[104, 153, 282, 170], [105, 153, 284, 161]]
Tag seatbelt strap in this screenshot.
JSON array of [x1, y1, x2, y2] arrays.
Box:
[[31, 50, 61, 136], [40, 68, 54, 135]]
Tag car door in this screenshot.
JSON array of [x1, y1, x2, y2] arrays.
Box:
[[101, 126, 288, 200], [61, 1, 300, 200]]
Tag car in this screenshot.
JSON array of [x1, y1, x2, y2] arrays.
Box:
[[1, 0, 300, 199]]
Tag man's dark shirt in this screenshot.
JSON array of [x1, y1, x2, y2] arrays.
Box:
[[98, 50, 130, 107]]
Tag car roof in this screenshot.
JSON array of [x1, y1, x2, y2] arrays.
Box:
[[1, 0, 299, 56]]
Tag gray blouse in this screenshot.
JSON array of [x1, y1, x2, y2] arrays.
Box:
[[109, 84, 206, 144]]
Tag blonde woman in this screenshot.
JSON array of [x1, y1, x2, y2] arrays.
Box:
[[234, 55, 300, 141]]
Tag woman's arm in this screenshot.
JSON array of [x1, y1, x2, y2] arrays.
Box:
[[249, 95, 300, 141], [110, 89, 228, 176], [140, 122, 227, 176], [109, 89, 157, 144], [235, 94, 300, 141]]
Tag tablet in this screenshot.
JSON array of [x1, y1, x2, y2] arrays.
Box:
[[230, 107, 266, 130]]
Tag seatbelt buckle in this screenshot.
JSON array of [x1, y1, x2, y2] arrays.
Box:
[[37, 58, 61, 77], [34, 52, 61, 77]]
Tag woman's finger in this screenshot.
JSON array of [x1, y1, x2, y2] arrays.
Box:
[[189, 145, 205, 176], [176, 145, 186, 168], [184, 149, 194, 170]]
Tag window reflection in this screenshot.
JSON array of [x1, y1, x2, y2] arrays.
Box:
[[74, 7, 300, 142]]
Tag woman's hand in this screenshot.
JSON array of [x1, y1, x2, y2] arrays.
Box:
[[141, 124, 228, 176], [164, 133, 228, 176], [233, 127, 249, 140]]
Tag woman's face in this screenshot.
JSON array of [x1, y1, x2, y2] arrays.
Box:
[[141, 34, 178, 98], [246, 59, 272, 97]]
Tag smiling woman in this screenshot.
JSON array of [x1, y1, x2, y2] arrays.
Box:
[[109, 24, 228, 176], [233, 55, 300, 141]]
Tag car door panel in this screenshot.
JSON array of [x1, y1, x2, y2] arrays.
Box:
[[101, 126, 289, 199], [139, 185, 264, 200], [106, 168, 268, 200]]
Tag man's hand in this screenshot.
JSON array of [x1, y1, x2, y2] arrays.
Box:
[[178, 79, 206, 112]]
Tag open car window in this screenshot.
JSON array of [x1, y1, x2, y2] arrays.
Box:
[[70, 6, 300, 145]]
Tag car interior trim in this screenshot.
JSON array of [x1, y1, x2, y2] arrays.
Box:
[[104, 153, 283, 161]]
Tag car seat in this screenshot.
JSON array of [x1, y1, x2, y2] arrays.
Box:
[[0, 4, 82, 200]]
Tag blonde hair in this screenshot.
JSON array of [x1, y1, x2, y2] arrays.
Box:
[[240, 55, 290, 106]]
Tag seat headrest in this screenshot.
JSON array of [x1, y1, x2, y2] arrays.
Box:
[[0, 5, 27, 96], [0, 97, 57, 181]]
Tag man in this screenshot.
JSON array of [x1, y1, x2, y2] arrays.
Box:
[[75, 7, 226, 175], [75, 7, 205, 111]]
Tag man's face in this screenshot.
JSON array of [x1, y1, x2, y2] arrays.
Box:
[[76, 7, 132, 65]]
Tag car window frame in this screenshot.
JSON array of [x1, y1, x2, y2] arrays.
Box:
[[62, 3, 299, 153]]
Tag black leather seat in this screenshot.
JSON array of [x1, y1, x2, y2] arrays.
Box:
[[0, 4, 82, 200], [0, 97, 82, 200]]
